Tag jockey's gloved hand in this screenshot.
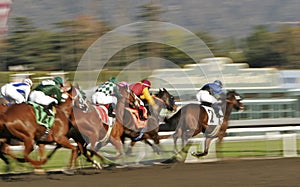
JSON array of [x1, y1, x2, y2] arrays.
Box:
[[62, 93, 68, 99]]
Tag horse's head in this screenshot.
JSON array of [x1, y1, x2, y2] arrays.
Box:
[[155, 88, 177, 112], [70, 84, 90, 112], [226, 90, 244, 112]]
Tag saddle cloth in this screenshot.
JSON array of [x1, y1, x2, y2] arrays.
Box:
[[125, 107, 147, 129], [202, 105, 220, 126], [93, 105, 109, 125], [27, 101, 55, 129]]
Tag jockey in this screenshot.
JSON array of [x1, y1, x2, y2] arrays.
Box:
[[196, 80, 225, 118], [0, 78, 33, 105], [91, 77, 122, 117], [29, 76, 66, 116], [129, 79, 158, 120]]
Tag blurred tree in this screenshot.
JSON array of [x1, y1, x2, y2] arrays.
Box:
[[2, 16, 110, 71], [134, 2, 165, 69], [136, 2, 164, 21], [274, 26, 300, 68], [242, 25, 286, 68], [52, 15, 111, 70], [4, 17, 41, 70]]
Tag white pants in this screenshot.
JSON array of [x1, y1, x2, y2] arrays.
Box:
[[29, 90, 58, 106], [1, 84, 25, 104], [91, 92, 117, 105], [196, 90, 218, 104]]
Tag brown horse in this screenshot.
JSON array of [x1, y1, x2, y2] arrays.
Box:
[[160, 90, 244, 157], [114, 86, 177, 155], [68, 87, 116, 163], [0, 85, 79, 171], [40, 85, 106, 170]]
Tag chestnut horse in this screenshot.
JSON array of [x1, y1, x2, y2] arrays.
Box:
[[39, 85, 105, 170], [160, 90, 244, 157], [68, 87, 116, 163], [0, 86, 79, 171], [114, 86, 177, 155]]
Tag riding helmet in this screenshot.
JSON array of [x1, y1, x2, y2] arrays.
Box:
[[23, 78, 33, 87], [109, 77, 118, 84], [53, 77, 64, 86], [142, 79, 151, 87], [214, 80, 223, 87]]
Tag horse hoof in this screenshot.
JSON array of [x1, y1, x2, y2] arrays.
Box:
[[62, 168, 76, 175], [191, 151, 203, 158], [34, 168, 46, 175], [93, 161, 102, 170]]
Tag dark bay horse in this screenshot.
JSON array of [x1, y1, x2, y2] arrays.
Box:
[[160, 90, 244, 157], [115, 87, 177, 155], [0, 86, 79, 171]]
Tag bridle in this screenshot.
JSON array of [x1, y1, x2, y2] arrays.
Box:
[[67, 87, 90, 112], [226, 92, 244, 111]]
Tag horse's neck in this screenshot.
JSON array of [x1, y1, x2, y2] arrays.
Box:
[[153, 96, 164, 115], [57, 98, 72, 117], [116, 96, 127, 121], [223, 102, 233, 121]]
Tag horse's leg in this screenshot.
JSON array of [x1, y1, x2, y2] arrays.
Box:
[[191, 137, 212, 157], [109, 137, 124, 159], [46, 144, 62, 160], [144, 139, 160, 154], [0, 143, 10, 172], [22, 138, 47, 167], [172, 129, 181, 153], [126, 141, 136, 155], [38, 144, 46, 160], [77, 142, 102, 170], [54, 137, 78, 169]]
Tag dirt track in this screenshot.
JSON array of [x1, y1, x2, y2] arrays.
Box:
[[0, 157, 299, 187]]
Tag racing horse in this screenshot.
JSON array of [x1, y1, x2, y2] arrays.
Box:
[[38, 84, 105, 170], [67, 86, 117, 163], [115, 86, 177, 155], [160, 90, 244, 157], [0, 85, 79, 171]]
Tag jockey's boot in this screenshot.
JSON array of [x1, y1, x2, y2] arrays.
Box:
[[43, 102, 55, 116], [212, 104, 223, 118], [138, 108, 147, 121], [108, 104, 116, 118]]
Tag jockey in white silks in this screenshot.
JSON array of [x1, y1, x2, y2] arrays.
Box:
[[1, 78, 33, 105]]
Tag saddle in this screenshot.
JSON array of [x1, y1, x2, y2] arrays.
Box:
[[27, 101, 55, 129]]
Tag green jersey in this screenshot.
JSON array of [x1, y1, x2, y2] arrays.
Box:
[[34, 80, 63, 103]]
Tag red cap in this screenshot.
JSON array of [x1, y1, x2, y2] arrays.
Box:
[[142, 79, 151, 87]]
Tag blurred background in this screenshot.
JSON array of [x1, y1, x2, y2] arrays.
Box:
[[0, 0, 300, 120], [0, 0, 300, 171]]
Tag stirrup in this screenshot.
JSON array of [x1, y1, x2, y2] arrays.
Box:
[[40, 128, 50, 140]]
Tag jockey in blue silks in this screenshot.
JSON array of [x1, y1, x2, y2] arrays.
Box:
[[196, 80, 225, 119]]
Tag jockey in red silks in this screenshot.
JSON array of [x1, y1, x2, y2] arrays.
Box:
[[129, 79, 158, 120]]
